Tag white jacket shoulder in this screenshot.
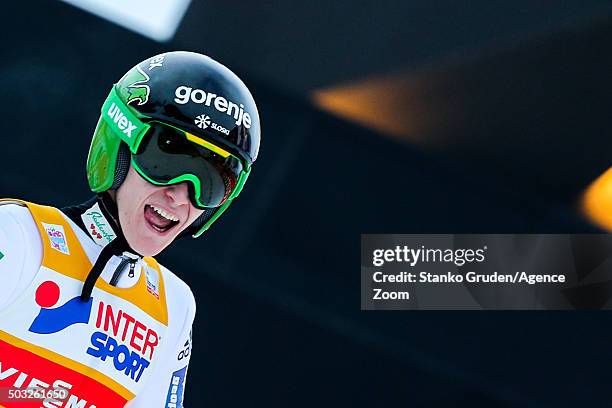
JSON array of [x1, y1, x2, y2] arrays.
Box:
[[0, 201, 36, 232], [0, 202, 42, 311], [126, 263, 196, 407], [158, 263, 196, 325]]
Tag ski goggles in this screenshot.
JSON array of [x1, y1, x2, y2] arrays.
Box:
[[102, 88, 250, 209]]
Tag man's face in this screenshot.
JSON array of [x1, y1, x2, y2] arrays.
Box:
[[114, 165, 205, 256]]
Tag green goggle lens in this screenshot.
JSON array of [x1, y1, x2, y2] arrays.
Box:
[[133, 122, 246, 208]]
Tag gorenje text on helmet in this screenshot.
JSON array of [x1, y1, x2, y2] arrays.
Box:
[[174, 85, 252, 129]]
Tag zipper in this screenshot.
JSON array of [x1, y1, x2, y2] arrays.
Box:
[[128, 261, 135, 278], [109, 254, 138, 287]]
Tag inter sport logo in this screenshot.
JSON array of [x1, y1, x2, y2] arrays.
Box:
[[27, 280, 160, 383], [194, 115, 211, 129], [29, 281, 92, 334]]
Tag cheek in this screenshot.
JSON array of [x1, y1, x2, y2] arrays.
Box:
[[117, 197, 139, 228], [116, 189, 147, 229], [116, 172, 157, 224]]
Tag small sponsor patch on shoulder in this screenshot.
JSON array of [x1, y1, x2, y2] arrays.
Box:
[[166, 366, 187, 408], [42, 223, 70, 255], [145, 266, 160, 299], [177, 330, 192, 362], [81, 202, 117, 247]]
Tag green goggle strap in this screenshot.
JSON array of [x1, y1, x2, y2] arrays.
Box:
[[192, 200, 233, 238], [229, 166, 251, 200], [101, 87, 151, 153]]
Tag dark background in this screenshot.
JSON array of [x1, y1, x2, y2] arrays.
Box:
[[2, 1, 612, 406]]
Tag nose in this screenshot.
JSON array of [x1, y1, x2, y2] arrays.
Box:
[[164, 182, 190, 206]]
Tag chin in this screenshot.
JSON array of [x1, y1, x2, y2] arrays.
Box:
[[129, 235, 172, 257], [138, 247, 164, 257]]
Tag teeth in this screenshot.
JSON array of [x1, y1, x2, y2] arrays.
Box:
[[150, 205, 179, 222]]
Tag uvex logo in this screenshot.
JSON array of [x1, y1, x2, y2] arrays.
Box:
[[107, 102, 138, 138]]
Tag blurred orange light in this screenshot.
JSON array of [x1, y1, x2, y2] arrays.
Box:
[[312, 74, 429, 143], [582, 166, 612, 231]]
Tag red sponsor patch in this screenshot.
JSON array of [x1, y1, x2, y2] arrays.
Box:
[[0, 338, 128, 407]]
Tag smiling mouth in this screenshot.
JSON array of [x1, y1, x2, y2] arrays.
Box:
[[144, 204, 180, 233]]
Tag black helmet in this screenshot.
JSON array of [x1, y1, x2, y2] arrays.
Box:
[[87, 51, 261, 237]]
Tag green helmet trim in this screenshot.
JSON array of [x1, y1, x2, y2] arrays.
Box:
[[87, 117, 125, 193], [87, 87, 151, 193]]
